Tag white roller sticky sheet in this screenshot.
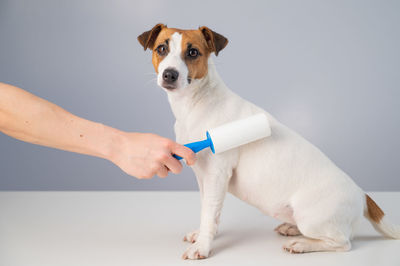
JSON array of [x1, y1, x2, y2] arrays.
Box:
[[207, 113, 271, 154]]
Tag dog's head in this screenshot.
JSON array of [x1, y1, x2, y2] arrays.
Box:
[[138, 24, 228, 91]]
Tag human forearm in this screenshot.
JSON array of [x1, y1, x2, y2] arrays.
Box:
[[0, 82, 196, 178], [0, 82, 118, 159]]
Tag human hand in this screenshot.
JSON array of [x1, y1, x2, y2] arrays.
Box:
[[108, 132, 196, 179]]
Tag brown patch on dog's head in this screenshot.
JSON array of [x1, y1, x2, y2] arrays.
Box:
[[138, 24, 228, 85], [184, 26, 228, 80], [181, 29, 212, 80], [199, 26, 228, 56], [137, 23, 166, 51]]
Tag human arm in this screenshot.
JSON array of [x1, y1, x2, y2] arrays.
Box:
[[0, 82, 195, 178]]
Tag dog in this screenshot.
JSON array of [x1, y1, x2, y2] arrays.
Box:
[[138, 24, 400, 259]]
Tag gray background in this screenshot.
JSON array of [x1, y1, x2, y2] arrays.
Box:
[[0, 0, 399, 191]]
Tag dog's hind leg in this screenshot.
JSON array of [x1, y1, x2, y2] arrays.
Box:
[[283, 236, 351, 253], [283, 212, 353, 253]]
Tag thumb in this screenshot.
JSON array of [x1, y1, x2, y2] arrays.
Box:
[[172, 143, 196, 165]]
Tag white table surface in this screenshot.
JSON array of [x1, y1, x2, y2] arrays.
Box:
[[1, 191, 399, 266]]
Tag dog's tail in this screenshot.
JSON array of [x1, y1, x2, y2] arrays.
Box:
[[364, 194, 400, 239]]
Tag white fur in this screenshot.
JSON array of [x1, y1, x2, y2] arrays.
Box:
[[154, 34, 380, 259], [365, 215, 400, 239], [157, 33, 189, 90]]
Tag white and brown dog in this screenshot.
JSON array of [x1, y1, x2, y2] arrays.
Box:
[[138, 24, 400, 259]]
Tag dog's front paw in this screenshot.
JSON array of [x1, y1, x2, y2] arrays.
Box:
[[183, 229, 199, 243], [182, 242, 210, 260]]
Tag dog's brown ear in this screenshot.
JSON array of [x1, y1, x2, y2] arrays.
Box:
[[138, 23, 166, 50], [199, 26, 228, 56]]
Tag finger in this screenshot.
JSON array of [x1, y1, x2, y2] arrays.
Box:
[[163, 155, 183, 174], [172, 143, 196, 165], [156, 166, 169, 178]]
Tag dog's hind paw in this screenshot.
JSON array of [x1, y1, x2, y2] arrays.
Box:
[[182, 242, 210, 260], [283, 239, 308, 254], [183, 229, 199, 243], [275, 223, 301, 236]]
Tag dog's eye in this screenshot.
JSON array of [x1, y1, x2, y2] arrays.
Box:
[[187, 48, 199, 58], [156, 44, 168, 56]]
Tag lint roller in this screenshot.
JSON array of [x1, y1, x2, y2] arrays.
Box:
[[173, 113, 271, 160]]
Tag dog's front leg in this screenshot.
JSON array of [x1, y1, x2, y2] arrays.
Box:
[[182, 162, 232, 260]]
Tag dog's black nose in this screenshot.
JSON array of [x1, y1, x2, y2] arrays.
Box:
[[163, 68, 179, 83]]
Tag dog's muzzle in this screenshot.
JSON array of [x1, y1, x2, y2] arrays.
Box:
[[162, 68, 179, 90]]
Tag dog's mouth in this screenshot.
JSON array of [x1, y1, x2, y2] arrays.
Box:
[[161, 83, 177, 90]]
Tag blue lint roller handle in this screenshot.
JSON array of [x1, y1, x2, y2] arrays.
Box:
[[173, 132, 215, 160]]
